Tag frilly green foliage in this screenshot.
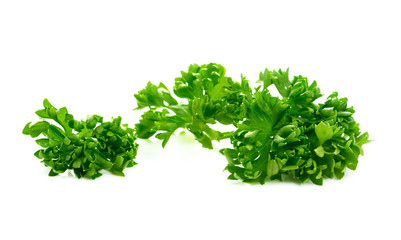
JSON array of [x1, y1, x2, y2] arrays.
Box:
[[23, 99, 138, 179], [134, 63, 250, 149], [222, 70, 369, 185], [135, 63, 369, 185]]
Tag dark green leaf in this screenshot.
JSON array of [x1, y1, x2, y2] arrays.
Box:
[[94, 153, 113, 170]]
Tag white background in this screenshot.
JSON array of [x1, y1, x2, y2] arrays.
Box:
[[1, 0, 400, 239]]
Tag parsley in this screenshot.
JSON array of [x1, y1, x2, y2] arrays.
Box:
[[222, 69, 369, 185], [134, 63, 250, 149], [23, 99, 138, 179], [134, 64, 369, 185]]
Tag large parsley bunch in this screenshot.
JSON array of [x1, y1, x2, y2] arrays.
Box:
[[134, 64, 369, 185]]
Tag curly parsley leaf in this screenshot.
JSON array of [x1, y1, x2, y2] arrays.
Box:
[[23, 99, 139, 179]]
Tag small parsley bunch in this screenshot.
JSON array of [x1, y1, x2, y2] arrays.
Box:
[[23, 99, 138, 179]]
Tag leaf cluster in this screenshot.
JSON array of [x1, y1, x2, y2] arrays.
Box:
[[23, 99, 138, 179], [222, 70, 369, 185], [134, 63, 250, 149]]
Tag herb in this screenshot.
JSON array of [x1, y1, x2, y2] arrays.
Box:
[[134, 63, 250, 149], [23, 99, 138, 179], [134, 64, 369, 185], [222, 68, 369, 185]]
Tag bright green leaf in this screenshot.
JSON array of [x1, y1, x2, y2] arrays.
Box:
[[315, 121, 333, 144]]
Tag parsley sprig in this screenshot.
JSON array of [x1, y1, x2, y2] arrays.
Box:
[[134, 63, 250, 149], [23, 99, 138, 179]]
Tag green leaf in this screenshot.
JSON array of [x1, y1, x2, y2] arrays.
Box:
[[34, 150, 44, 159], [156, 132, 174, 148], [315, 122, 333, 145], [72, 158, 82, 168], [342, 148, 358, 170], [173, 84, 194, 99], [48, 169, 59, 176], [266, 157, 279, 179], [196, 133, 213, 149], [334, 167, 345, 179], [94, 153, 113, 170], [314, 145, 325, 158], [356, 132, 369, 146], [113, 156, 124, 169], [29, 121, 50, 138], [111, 170, 125, 177], [48, 125, 65, 141], [48, 107, 57, 119], [43, 98, 54, 109], [272, 68, 291, 97], [35, 109, 50, 118], [22, 122, 32, 135], [208, 77, 229, 101], [134, 82, 177, 109], [35, 138, 50, 148], [310, 168, 323, 185], [159, 83, 178, 106], [258, 68, 272, 89], [221, 148, 239, 165], [57, 107, 68, 125]]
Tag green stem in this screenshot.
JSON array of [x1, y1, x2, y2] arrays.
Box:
[[217, 131, 234, 140]]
